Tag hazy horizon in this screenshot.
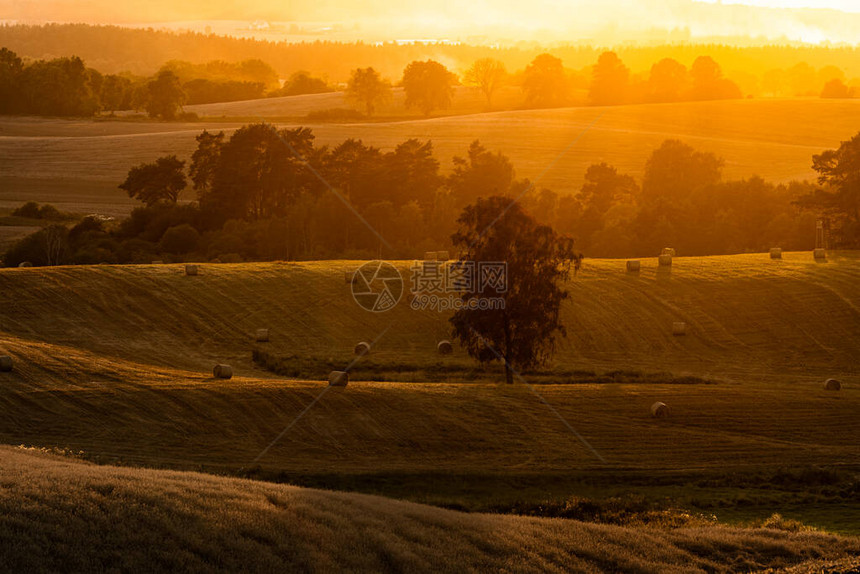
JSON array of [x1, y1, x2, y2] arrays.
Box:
[[3, 0, 860, 46]]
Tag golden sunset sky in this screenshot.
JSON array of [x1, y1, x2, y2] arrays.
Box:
[[2, 0, 859, 44]]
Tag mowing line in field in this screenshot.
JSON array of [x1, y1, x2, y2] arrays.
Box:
[[466, 326, 607, 464], [244, 322, 395, 468], [471, 110, 606, 248]]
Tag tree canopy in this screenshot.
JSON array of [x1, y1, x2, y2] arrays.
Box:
[[119, 156, 187, 206], [449, 196, 581, 384], [402, 60, 457, 116]]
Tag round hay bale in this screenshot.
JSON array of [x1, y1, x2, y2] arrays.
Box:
[[0, 355, 12, 372], [329, 371, 349, 387], [672, 322, 687, 336], [185, 264, 199, 276], [424, 251, 437, 261], [651, 401, 669, 418], [769, 248, 782, 259], [436, 250, 450, 261], [255, 329, 269, 343], [626, 260, 641, 272], [18, 261, 32, 268], [213, 364, 233, 379], [813, 248, 826, 259], [824, 378, 842, 391], [354, 341, 371, 356], [658, 254, 673, 267], [661, 247, 676, 257], [437, 340, 453, 355]]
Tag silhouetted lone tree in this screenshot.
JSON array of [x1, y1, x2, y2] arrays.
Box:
[[346, 67, 391, 116], [450, 196, 582, 384], [402, 60, 457, 116], [119, 155, 187, 206], [464, 58, 507, 108], [146, 69, 185, 120], [522, 53, 568, 107]]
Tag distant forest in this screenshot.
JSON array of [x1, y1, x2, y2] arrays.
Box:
[[0, 41, 855, 119], [1, 23, 859, 98], [5, 124, 858, 267]]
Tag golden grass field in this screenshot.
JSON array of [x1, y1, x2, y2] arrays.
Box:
[[2, 445, 859, 573], [1, 253, 859, 567], [1, 97, 859, 219], [0, 253, 857, 474]]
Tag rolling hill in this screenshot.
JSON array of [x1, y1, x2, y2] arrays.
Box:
[[1, 98, 859, 217], [1, 445, 857, 573], [0, 253, 857, 480]]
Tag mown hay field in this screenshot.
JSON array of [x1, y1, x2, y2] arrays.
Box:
[[0, 253, 857, 478]]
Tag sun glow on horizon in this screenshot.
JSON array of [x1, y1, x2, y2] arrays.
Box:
[[2, 0, 860, 46]]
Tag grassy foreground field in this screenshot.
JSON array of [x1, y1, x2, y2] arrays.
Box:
[[1, 98, 859, 216], [1, 446, 858, 573], [0, 253, 858, 534]]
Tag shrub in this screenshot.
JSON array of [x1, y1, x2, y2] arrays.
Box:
[[2, 225, 70, 267], [760, 513, 817, 532], [158, 224, 200, 254], [12, 202, 41, 219], [38, 204, 63, 220], [117, 238, 158, 263]]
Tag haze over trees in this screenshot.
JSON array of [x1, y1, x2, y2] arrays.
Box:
[[270, 71, 333, 98], [463, 58, 507, 107], [522, 53, 569, 107], [145, 70, 185, 120], [589, 51, 630, 106], [402, 59, 457, 116], [345, 67, 391, 116]]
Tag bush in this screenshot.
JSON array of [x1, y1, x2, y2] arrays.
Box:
[[760, 513, 816, 532], [11, 202, 68, 221], [2, 225, 70, 267], [117, 238, 157, 263], [12, 202, 41, 219], [38, 204, 63, 220], [158, 224, 200, 254]]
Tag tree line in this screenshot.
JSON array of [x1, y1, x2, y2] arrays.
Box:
[[3, 43, 855, 120], [5, 124, 858, 268], [3, 23, 860, 95], [0, 48, 328, 118]]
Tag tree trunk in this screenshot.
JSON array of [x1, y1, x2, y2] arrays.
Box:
[[503, 315, 514, 384]]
